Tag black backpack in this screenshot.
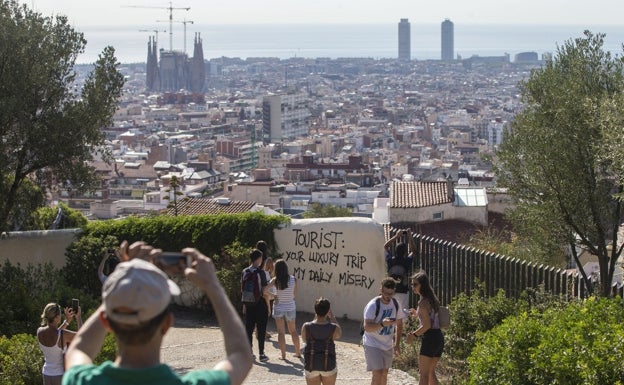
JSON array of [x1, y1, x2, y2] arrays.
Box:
[[359, 296, 399, 336], [303, 323, 337, 372]]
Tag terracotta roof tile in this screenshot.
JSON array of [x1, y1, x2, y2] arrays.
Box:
[[168, 198, 256, 216], [389, 181, 452, 208]]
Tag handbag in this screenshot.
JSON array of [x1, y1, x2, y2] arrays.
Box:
[[438, 306, 450, 328]]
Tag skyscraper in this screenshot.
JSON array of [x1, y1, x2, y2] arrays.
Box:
[[441, 19, 454, 61], [398, 18, 410, 61]]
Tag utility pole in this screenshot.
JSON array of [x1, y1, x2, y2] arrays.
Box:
[[157, 19, 194, 53], [122, 1, 190, 51]]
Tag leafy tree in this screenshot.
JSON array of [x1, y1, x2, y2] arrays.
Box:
[[0, 1, 124, 232], [493, 31, 624, 297], [302, 203, 353, 218], [3, 177, 46, 231], [20, 202, 87, 230]]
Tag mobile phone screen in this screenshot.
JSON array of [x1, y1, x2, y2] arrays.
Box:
[[71, 298, 79, 313], [157, 252, 191, 275]]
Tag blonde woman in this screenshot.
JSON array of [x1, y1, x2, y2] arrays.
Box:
[[37, 302, 82, 385]]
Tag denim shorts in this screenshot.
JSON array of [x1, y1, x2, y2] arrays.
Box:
[[272, 308, 297, 321]]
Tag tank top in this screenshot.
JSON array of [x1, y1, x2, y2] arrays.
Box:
[[274, 275, 296, 312], [417, 299, 441, 330], [38, 328, 64, 376]]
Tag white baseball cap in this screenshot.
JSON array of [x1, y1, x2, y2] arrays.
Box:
[[102, 258, 180, 325]]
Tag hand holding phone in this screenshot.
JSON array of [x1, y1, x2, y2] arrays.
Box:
[[71, 298, 79, 313], [156, 251, 192, 275]]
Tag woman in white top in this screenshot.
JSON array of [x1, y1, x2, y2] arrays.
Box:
[[265, 259, 301, 359], [37, 302, 82, 385]]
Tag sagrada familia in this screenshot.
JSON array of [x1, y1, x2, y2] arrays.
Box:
[[145, 32, 205, 93]]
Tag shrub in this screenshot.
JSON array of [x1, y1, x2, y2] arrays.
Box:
[[0, 332, 115, 385], [25, 202, 88, 231], [468, 297, 624, 385], [0, 261, 96, 337], [0, 333, 43, 385], [63, 234, 120, 298], [445, 284, 522, 362], [94, 333, 117, 364]]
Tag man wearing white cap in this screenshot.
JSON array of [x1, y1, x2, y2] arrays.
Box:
[[62, 241, 253, 385]]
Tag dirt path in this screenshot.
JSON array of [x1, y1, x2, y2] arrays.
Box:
[[161, 308, 417, 384]]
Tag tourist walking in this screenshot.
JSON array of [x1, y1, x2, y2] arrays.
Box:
[[362, 277, 405, 385], [242, 248, 270, 361], [265, 259, 301, 359], [406, 271, 444, 385]]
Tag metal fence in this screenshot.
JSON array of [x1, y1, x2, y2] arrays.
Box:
[[411, 234, 590, 305]]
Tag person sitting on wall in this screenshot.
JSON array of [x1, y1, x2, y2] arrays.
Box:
[[384, 228, 415, 311]]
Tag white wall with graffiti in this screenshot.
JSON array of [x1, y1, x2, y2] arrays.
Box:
[[274, 217, 386, 321]]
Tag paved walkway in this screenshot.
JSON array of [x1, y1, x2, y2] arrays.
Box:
[[161, 309, 417, 384]]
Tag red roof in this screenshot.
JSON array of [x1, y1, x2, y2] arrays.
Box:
[[389, 181, 452, 208]]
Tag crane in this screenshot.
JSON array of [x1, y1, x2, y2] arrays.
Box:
[[157, 19, 193, 54], [122, 2, 190, 51], [138, 29, 167, 45]]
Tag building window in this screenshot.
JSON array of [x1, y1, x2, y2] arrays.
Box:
[[433, 212, 444, 220]]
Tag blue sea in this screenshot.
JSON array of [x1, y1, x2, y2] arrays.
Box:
[[77, 23, 624, 64]]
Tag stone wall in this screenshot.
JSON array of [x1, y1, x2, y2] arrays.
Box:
[[0, 229, 82, 268]]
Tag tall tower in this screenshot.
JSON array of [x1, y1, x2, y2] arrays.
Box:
[[188, 32, 205, 92], [146, 36, 160, 91], [398, 18, 410, 61], [441, 19, 454, 61]]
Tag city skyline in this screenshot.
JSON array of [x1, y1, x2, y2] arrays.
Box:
[[30, 0, 623, 27]]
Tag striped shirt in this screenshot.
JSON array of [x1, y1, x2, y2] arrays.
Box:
[[274, 275, 296, 312]]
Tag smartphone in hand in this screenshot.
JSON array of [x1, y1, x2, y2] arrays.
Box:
[[71, 298, 79, 313], [156, 252, 192, 275]]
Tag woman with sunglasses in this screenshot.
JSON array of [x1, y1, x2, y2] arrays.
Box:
[[405, 271, 444, 385]]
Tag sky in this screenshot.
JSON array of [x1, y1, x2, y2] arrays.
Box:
[[28, 0, 623, 27]]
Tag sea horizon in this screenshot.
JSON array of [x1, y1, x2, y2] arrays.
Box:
[[75, 23, 624, 64]]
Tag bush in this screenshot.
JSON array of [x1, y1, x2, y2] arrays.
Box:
[[468, 297, 624, 385], [445, 284, 523, 362], [0, 332, 116, 385], [0, 333, 43, 385], [0, 261, 96, 337], [26, 202, 88, 231], [393, 282, 572, 383], [94, 333, 117, 364], [63, 234, 120, 298]]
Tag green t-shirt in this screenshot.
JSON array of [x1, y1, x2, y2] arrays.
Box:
[[62, 361, 230, 385]]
